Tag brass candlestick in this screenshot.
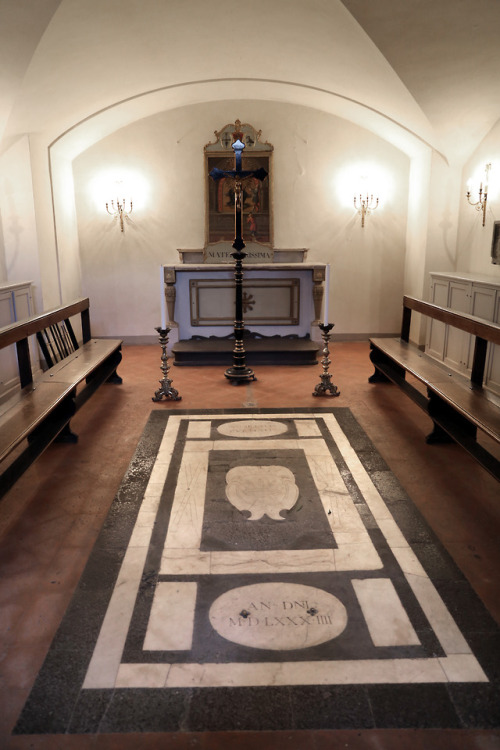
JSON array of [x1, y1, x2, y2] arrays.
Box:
[[152, 326, 181, 402], [313, 323, 340, 397]]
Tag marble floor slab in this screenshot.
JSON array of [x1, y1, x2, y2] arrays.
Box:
[[13, 408, 500, 735]]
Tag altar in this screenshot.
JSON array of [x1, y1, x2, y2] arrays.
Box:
[[163, 258, 326, 366], [161, 120, 326, 367]]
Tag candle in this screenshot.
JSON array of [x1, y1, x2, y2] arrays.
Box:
[[323, 264, 330, 326], [160, 265, 166, 329]]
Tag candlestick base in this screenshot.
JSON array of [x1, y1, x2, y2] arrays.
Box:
[[313, 323, 340, 398], [152, 326, 182, 402], [224, 365, 257, 384]]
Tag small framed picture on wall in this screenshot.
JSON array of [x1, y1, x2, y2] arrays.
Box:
[[492, 221, 500, 265]]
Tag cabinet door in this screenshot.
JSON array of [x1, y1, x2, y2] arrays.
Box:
[[485, 291, 500, 396], [13, 286, 34, 320], [443, 281, 471, 372], [426, 278, 449, 361], [465, 284, 496, 373], [0, 290, 18, 394], [0, 289, 14, 326], [0, 284, 35, 398]]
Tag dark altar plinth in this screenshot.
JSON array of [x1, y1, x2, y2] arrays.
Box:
[[172, 332, 319, 367]]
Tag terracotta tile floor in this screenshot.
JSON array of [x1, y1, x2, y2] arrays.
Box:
[[0, 342, 499, 749]]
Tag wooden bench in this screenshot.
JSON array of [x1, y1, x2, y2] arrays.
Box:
[[369, 295, 500, 481], [0, 298, 122, 499]]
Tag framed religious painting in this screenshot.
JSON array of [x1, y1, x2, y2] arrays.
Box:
[[491, 221, 500, 265], [205, 120, 273, 251]]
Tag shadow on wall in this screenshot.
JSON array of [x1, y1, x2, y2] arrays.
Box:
[[0, 205, 7, 282], [0, 180, 25, 282]]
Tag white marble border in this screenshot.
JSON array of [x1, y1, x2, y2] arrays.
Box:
[[114, 653, 487, 689], [83, 413, 488, 689]]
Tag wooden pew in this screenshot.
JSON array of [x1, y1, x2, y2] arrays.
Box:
[[0, 298, 122, 499], [369, 295, 500, 481]]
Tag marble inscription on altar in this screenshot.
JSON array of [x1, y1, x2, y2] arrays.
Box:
[[209, 582, 348, 650]]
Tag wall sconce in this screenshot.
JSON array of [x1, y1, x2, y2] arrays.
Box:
[[354, 194, 379, 228], [106, 197, 133, 232], [466, 163, 491, 227]]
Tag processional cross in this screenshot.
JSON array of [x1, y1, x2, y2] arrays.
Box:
[[209, 139, 268, 383]]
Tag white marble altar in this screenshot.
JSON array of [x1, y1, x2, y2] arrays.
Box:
[[162, 263, 326, 344]]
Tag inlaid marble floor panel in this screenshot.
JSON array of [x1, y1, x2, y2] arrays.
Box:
[[13, 408, 500, 734]]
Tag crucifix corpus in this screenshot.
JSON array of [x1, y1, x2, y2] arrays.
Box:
[[209, 139, 268, 384]]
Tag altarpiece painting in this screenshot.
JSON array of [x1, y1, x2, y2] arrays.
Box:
[[205, 120, 273, 247]]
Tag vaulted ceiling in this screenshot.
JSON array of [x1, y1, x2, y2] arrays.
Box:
[[341, 0, 500, 162], [1, 0, 499, 165]]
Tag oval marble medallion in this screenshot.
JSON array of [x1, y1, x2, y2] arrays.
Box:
[[217, 420, 288, 438], [209, 582, 348, 650]]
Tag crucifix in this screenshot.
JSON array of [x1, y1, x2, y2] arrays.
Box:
[[209, 138, 268, 384]]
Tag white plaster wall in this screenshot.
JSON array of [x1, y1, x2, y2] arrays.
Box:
[[457, 119, 500, 278], [403, 152, 464, 345], [50, 152, 83, 305], [405, 151, 431, 300], [72, 100, 409, 340], [28, 134, 64, 310], [423, 155, 462, 283], [0, 136, 42, 312]]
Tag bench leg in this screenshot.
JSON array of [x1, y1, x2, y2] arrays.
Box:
[[368, 368, 391, 383], [368, 346, 403, 383], [86, 350, 123, 385], [106, 369, 123, 384], [27, 397, 77, 447], [426, 422, 454, 445], [426, 390, 477, 445], [107, 349, 123, 383], [55, 423, 79, 444]]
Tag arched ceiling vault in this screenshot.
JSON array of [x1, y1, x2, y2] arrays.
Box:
[[341, 0, 500, 164], [1, 0, 499, 165], [50, 78, 440, 164]]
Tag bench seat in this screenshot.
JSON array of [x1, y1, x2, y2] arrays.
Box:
[[39, 338, 122, 408], [369, 296, 500, 481], [40, 338, 122, 385], [370, 337, 500, 443], [0, 296, 123, 499], [0, 380, 76, 463], [0, 338, 122, 463]]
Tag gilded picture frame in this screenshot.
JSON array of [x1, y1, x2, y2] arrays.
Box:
[[491, 221, 500, 265], [205, 120, 273, 248]]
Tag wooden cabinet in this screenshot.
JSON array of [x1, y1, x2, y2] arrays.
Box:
[[426, 272, 500, 396], [486, 292, 500, 395], [0, 281, 35, 399]]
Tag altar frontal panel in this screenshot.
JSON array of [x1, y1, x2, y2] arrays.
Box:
[[190, 278, 300, 326]]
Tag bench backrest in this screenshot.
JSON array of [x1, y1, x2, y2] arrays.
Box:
[[36, 321, 79, 368], [402, 296, 500, 346], [0, 298, 91, 388], [401, 294, 500, 387]]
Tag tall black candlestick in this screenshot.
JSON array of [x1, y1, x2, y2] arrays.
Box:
[[209, 139, 267, 384]]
